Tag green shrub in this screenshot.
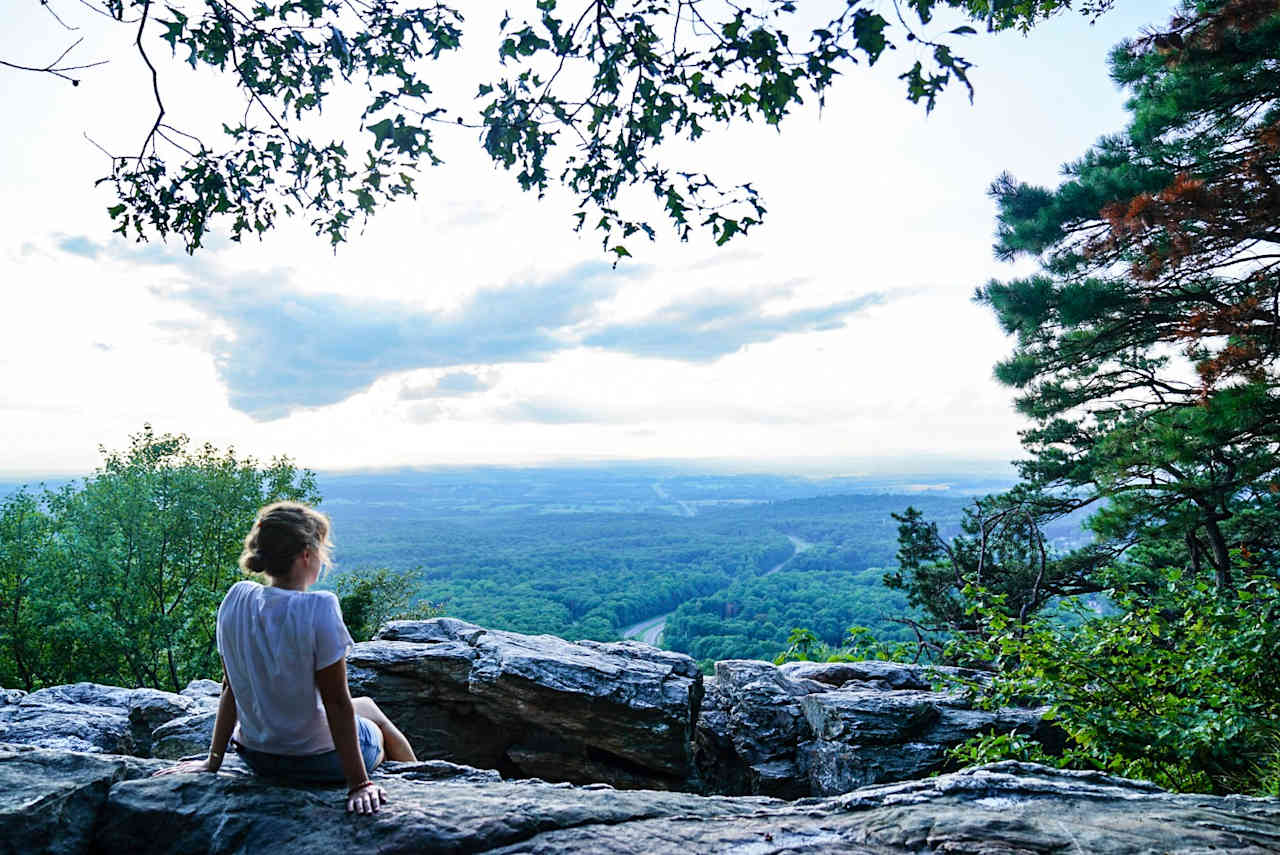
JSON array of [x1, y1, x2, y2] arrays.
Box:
[[328, 567, 444, 642], [948, 563, 1280, 795]]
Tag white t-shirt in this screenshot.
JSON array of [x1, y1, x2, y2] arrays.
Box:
[[216, 580, 354, 755]]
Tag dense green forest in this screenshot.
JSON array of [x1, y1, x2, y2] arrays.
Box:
[[323, 489, 973, 644], [659, 495, 971, 661], [331, 510, 794, 640], [663, 562, 913, 663]]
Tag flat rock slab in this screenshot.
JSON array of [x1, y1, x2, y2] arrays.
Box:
[[0, 744, 164, 855], [10, 748, 1277, 855], [348, 618, 703, 789], [779, 660, 991, 691], [483, 762, 1280, 854], [96, 760, 768, 855]]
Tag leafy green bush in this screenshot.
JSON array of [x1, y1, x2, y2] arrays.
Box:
[[948, 729, 1059, 767], [948, 563, 1280, 795], [328, 567, 444, 642], [773, 624, 929, 666]]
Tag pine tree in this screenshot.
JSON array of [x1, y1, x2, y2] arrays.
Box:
[[979, 0, 1280, 587]]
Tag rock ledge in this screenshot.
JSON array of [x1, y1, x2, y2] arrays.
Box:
[[5, 744, 1279, 854]]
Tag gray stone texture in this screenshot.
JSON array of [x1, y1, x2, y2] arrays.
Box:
[[0, 623, 1053, 799], [695, 658, 1058, 797], [5, 744, 1278, 855], [348, 618, 704, 789], [0, 744, 164, 855], [0, 683, 204, 755]]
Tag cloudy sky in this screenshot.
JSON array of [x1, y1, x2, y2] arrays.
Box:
[[1, 2, 1167, 476]]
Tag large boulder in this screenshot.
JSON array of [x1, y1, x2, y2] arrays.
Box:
[[150, 711, 217, 760], [0, 683, 203, 756], [0, 631, 1052, 800], [346, 618, 704, 789], [696, 659, 1055, 797], [0, 627, 1055, 801], [691, 660, 816, 799], [179, 678, 223, 702], [7, 745, 1278, 854], [148, 680, 222, 759]]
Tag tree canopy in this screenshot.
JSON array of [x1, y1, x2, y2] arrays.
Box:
[[7, 0, 1109, 254], [0, 426, 318, 691], [884, 493, 1109, 658], [879, 0, 1280, 794]]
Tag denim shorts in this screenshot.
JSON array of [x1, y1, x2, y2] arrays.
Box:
[[234, 716, 384, 784]]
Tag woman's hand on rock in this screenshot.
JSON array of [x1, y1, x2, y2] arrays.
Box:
[[346, 781, 387, 814], [152, 758, 214, 777]]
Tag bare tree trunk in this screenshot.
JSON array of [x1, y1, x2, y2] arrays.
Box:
[[1202, 515, 1232, 590], [166, 646, 180, 694]]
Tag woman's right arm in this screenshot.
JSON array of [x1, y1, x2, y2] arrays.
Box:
[[152, 664, 237, 777], [205, 670, 238, 770], [316, 656, 386, 814]]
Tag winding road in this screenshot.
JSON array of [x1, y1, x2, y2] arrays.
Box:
[[623, 612, 670, 646], [768, 534, 814, 574], [620, 535, 814, 647], [651, 481, 696, 517]]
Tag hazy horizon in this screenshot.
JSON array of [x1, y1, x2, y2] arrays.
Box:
[[0, 453, 1020, 483]]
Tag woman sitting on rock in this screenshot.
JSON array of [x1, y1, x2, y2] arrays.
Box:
[[155, 501, 417, 813]]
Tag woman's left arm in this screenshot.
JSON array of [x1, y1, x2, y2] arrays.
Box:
[[153, 663, 238, 776], [317, 655, 386, 813]]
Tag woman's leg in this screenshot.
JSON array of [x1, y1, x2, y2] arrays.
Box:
[[352, 696, 418, 762]]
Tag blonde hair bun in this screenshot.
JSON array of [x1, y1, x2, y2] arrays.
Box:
[[238, 501, 332, 578]]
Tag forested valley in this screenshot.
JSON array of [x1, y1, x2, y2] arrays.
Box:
[[306, 474, 988, 658], [0, 449, 998, 683]]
